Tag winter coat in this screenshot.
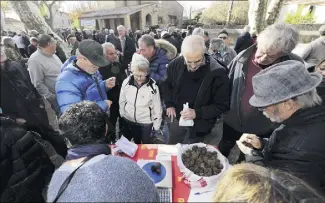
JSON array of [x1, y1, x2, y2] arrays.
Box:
[[224, 44, 304, 134], [56, 57, 109, 113], [300, 36, 325, 67], [211, 46, 237, 66], [119, 76, 162, 130], [27, 44, 37, 57], [0, 115, 54, 202], [163, 55, 230, 135], [148, 39, 176, 82], [246, 104, 325, 193], [117, 36, 136, 71], [234, 32, 253, 54], [161, 33, 180, 54], [155, 39, 177, 61], [318, 80, 325, 101], [106, 34, 121, 51], [1, 60, 67, 158]]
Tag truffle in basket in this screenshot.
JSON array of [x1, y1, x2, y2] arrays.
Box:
[[182, 146, 224, 177]]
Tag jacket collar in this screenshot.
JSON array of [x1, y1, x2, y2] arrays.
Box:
[[283, 104, 325, 126]]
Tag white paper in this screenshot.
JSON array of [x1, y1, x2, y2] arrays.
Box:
[[179, 102, 194, 126], [155, 155, 172, 161], [157, 145, 178, 156], [187, 187, 215, 202], [115, 136, 138, 157]]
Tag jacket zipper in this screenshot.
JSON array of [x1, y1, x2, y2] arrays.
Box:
[[149, 107, 152, 121], [134, 88, 139, 122]]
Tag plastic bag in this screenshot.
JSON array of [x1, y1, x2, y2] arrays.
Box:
[[179, 102, 194, 126], [176, 143, 231, 189]]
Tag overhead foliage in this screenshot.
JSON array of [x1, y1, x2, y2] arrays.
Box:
[[68, 1, 97, 29], [284, 5, 315, 24], [201, 1, 249, 26]]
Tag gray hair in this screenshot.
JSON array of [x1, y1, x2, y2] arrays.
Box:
[[30, 37, 38, 43], [104, 29, 108, 33], [38, 34, 54, 48], [138, 34, 155, 48], [293, 89, 322, 109], [257, 24, 299, 55], [192, 27, 204, 37], [319, 24, 325, 36], [102, 42, 115, 55], [109, 29, 114, 34], [131, 53, 150, 73], [181, 35, 206, 55], [117, 25, 126, 31], [209, 38, 225, 51], [243, 25, 251, 33]]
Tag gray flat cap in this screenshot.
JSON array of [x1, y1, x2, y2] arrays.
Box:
[[249, 60, 322, 107]]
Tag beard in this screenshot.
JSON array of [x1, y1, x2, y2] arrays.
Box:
[[263, 111, 282, 123]]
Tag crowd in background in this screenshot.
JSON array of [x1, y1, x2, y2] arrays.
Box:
[[1, 22, 325, 203]]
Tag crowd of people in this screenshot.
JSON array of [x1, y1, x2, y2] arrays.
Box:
[[1, 22, 325, 202]]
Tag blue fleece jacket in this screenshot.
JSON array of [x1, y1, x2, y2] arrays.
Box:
[[56, 56, 109, 113], [149, 48, 169, 82]]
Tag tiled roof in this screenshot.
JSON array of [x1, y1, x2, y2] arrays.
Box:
[[79, 4, 154, 19]]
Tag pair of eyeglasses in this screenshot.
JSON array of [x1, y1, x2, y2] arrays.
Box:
[[134, 74, 147, 79], [219, 36, 228, 40]]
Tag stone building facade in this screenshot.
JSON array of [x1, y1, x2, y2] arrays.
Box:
[[79, 0, 183, 31]]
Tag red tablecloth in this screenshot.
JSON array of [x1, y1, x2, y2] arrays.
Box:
[[110, 144, 191, 202]]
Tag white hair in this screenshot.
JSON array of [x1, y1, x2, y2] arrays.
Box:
[[192, 27, 204, 37], [102, 42, 115, 55], [104, 29, 109, 33], [243, 25, 250, 33], [293, 89, 322, 109], [257, 24, 299, 55], [109, 29, 114, 34], [181, 35, 206, 55], [131, 53, 150, 73], [209, 38, 225, 51], [117, 25, 126, 31]]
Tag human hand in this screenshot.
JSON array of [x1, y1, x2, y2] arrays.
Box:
[[180, 108, 196, 120], [106, 77, 116, 89], [105, 100, 113, 108], [166, 107, 176, 122], [239, 133, 262, 149]]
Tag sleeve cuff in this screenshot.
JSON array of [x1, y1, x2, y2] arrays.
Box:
[[165, 102, 175, 109], [195, 108, 202, 120]]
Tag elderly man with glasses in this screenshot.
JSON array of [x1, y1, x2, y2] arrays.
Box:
[[163, 35, 230, 144], [236, 60, 325, 193], [209, 38, 237, 66], [219, 24, 305, 162]]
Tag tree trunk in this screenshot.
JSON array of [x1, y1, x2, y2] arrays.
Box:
[[226, 0, 234, 26], [10, 1, 63, 41], [1, 10, 7, 31], [265, 0, 285, 25], [248, 0, 268, 34]]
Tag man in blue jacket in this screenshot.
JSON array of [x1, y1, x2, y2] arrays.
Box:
[[56, 39, 116, 113]]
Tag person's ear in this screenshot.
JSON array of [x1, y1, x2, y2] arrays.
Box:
[[283, 99, 295, 111]]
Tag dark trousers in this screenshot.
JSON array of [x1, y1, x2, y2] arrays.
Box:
[[108, 101, 120, 141], [122, 118, 153, 144], [218, 122, 272, 162], [167, 118, 206, 144]]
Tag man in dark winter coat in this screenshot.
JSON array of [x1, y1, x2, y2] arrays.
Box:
[[237, 60, 325, 193], [116, 25, 136, 71], [219, 24, 304, 161], [0, 45, 67, 157], [99, 42, 127, 141], [0, 114, 55, 202], [163, 35, 230, 144], [233, 25, 254, 54]]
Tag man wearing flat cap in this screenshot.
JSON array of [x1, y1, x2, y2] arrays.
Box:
[[56, 39, 116, 113], [236, 60, 325, 193]]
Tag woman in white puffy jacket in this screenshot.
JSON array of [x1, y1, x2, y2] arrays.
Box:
[[119, 53, 162, 144]]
